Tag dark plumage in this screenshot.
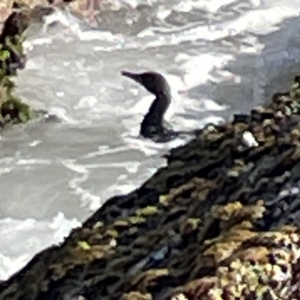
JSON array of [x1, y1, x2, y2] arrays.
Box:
[[121, 70, 202, 143], [122, 70, 183, 142]]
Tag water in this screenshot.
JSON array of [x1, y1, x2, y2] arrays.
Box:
[[1, 0, 300, 280]]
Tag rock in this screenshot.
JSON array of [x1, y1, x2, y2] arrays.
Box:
[[0, 1, 32, 125], [1, 76, 300, 299]]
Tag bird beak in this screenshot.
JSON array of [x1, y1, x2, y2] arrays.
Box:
[[121, 71, 142, 84]]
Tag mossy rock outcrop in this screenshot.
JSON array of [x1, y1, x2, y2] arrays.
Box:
[[0, 1, 32, 126], [1, 75, 300, 299]]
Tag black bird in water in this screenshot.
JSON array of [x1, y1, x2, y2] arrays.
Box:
[[121, 70, 195, 143]]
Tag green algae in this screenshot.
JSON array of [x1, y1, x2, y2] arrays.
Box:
[[187, 218, 201, 229], [0, 6, 32, 127], [114, 220, 129, 227], [136, 206, 159, 216], [105, 229, 119, 238], [128, 216, 146, 225], [0, 45, 10, 62], [159, 195, 168, 205], [94, 221, 104, 229], [78, 241, 92, 251], [0, 97, 31, 124]]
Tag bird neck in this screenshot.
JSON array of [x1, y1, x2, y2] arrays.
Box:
[[140, 91, 172, 139], [146, 92, 171, 122]]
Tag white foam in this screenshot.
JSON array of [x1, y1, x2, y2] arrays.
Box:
[[0, 214, 80, 280]]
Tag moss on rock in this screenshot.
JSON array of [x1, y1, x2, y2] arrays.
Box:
[[0, 97, 31, 124], [0, 1, 31, 127]]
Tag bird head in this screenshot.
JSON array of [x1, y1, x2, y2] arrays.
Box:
[[121, 70, 171, 97]]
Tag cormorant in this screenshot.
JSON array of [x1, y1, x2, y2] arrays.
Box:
[[122, 70, 192, 142]]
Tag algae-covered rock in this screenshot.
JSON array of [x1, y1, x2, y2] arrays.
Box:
[[0, 97, 31, 124], [0, 1, 31, 126]]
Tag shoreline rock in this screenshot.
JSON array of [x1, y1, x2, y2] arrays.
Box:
[[0, 2, 32, 126], [1, 75, 300, 298]]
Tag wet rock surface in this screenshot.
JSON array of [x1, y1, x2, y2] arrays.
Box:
[[0, 2, 32, 125], [1, 75, 300, 299]]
